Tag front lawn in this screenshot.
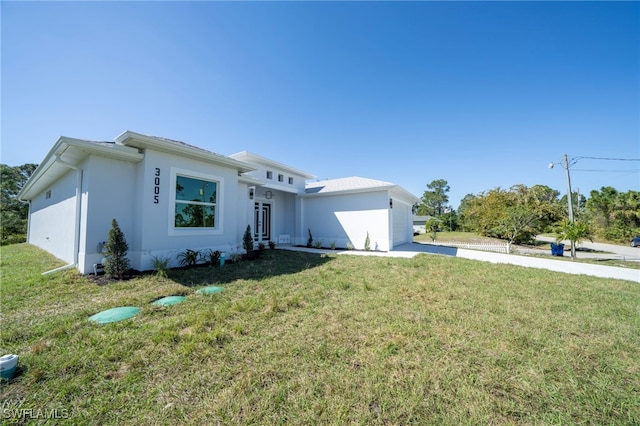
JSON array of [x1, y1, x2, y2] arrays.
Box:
[[1, 244, 639, 424]]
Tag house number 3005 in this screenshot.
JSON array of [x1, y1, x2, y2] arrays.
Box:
[[153, 168, 160, 204]]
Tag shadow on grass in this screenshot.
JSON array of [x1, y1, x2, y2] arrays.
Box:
[[166, 249, 334, 288]]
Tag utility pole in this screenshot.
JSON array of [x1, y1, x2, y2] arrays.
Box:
[[563, 154, 576, 258]]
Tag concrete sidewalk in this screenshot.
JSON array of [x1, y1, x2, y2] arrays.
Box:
[[282, 243, 640, 283]]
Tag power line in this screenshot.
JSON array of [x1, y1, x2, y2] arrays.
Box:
[[577, 156, 640, 162], [572, 168, 639, 173]]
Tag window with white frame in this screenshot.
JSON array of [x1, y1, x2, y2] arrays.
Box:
[[288, 177, 294, 185], [278, 173, 284, 182], [266, 171, 273, 179], [174, 174, 218, 228]]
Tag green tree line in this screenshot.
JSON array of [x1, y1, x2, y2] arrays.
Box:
[[415, 179, 639, 245], [1, 163, 37, 245]]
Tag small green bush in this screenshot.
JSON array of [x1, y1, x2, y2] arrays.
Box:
[[103, 219, 131, 279], [205, 249, 221, 265], [364, 232, 371, 251], [243, 225, 254, 253], [307, 228, 313, 248], [151, 255, 171, 277], [177, 249, 201, 267]]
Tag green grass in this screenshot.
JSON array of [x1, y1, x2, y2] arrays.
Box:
[[2, 243, 639, 425]]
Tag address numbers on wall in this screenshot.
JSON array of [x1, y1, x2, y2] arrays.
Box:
[[154, 168, 160, 204]]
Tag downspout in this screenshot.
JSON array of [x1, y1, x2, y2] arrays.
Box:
[[42, 155, 83, 275]]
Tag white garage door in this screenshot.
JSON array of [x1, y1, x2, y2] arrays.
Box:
[[392, 203, 410, 247]]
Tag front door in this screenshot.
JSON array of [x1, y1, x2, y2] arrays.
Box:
[[254, 202, 272, 243]]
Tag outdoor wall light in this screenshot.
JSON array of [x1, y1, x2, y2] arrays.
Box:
[[389, 198, 393, 208], [249, 187, 254, 200], [265, 191, 273, 199]]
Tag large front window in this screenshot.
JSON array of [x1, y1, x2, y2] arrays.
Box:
[[174, 175, 217, 228]]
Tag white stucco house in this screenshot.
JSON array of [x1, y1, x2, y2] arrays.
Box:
[[18, 131, 418, 274]]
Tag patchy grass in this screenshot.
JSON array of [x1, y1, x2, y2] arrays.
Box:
[[1, 243, 639, 425]]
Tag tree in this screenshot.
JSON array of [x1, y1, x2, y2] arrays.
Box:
[[243, 224, 254, 254], [1, 163, 38, 244], [103, 219, 131, 279], [461, 185, 563, 244], [417, 179, 450, 216], [586, 187, 639, 242], [586, 186, 618, 230], [555, 219, 592, 260], [425, 217, 443, 242], [492, 205, 538, 245]]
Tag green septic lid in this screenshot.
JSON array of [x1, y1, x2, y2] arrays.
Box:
[[152, 296, 187, 306], [196, 286, 224, 295], [88, 306, 141, 324]]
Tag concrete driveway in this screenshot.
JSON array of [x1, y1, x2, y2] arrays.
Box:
[[535, 236, 640, 261]]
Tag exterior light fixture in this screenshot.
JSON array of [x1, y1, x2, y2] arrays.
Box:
[[389, 198, 393, 209], [265, 191, 273, 199]]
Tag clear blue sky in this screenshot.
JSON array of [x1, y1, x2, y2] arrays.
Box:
[[2, 1, 638, 208]]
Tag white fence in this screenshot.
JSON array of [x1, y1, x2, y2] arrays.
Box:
[[431, 241, 511, 254]]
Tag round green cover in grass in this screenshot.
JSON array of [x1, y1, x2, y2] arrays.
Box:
[[88, 306, 141, 324], [152, 296, 186, 306], [196, 286, 224, 295]]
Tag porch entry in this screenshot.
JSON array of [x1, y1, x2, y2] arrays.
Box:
[[254, 202, 272, 243]]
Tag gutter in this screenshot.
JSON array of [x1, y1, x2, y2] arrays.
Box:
[[41, 154, 83, 275]]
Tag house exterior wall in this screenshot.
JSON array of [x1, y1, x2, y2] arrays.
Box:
[[23, 135, 419, 274], [300, 191, 391, 251], [79, 155, 138, 274], [391, 197, 412, 246], [233, 159, 308, 194], [27, 168, 79, 265], [132, 149, 243, 270]]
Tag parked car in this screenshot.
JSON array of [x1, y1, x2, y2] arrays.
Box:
[[632, 236, 640, 247]]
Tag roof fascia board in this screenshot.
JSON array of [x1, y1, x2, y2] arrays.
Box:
[[18, 137, 143, 201], [300, 185, 395, 198], [261, 182, 300, 194], [239, 175, 265, 186], [231, 151, 316, 179], [390, 186, 420, 204], [116, 131, 256, 173], [301, 184, 419, 202]]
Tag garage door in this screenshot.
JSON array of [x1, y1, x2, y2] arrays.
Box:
[[392, 203, 410, 247]]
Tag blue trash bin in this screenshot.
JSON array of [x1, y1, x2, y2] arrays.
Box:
[[550, 243, 565, 256]]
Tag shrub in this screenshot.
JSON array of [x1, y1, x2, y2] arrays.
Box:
[[103, 219, 131, 279], [364, 232, 371, 251], [268, 241, 276, 249], [330, 241, 336, 250], [205, 249, 221, 265], [346, 242, 354, 250], [307, 228, 313, 248], [227, 244, 242, 263], [258, 242, 266, 251], [314, 240, 322, 249], [177, 249, 201, 267], [151, 255, 170, 277], [243, 225, 254, 254]]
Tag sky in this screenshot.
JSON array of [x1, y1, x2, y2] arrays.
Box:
[[2, 1, 638, 208]]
